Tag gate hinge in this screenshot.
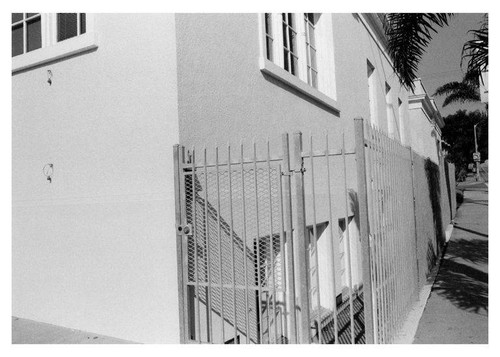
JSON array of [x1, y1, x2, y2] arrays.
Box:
[[177, 224, 193, 236]]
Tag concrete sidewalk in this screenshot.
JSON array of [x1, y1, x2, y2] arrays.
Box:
[[413, 179, 488, 344], [12, 317, 136, 344]]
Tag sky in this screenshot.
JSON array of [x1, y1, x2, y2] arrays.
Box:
[[417, 13, 487, 117]]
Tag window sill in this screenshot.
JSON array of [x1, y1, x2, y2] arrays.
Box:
[[259, 57, 340, 114], [12, 32, 98, 74]]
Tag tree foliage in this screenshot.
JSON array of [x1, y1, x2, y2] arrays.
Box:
[[433, 70, 480, 107], [461, 14, 488, 75], [383, 13, 453, 91], [441, 110, 488, 172]]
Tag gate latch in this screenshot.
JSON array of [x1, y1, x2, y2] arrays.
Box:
[[177, 224, 193, 236]]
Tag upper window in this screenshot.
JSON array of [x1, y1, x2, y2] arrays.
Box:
[[261, 13, 337, 103], [12, 13, 96, 73], [281, 13, 298, 76], [12, 13, 42, 57], [304, 13, 318, 89], [264, 13, 274, 61], [57, 13, 86, 42], [12, 13, 87, 58]]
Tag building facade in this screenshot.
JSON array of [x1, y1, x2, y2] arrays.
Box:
[[12, 13, 443, 343]]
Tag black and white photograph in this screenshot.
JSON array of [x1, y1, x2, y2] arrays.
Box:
[[5, 1, 492, 350]]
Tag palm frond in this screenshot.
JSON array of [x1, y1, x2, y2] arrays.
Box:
[[433, 72, 480, 107], [461, 14, 488, 75], [383, 13, 453, 91]]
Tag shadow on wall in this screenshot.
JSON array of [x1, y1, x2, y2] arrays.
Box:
[[424, 158, 446, 263], [432, 238, 488, 314]]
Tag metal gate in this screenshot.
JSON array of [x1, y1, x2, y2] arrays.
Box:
[[173, 126, 370, 344], [173, 118, 440, 344]]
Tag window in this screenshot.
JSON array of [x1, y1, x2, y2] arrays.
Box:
[[367, 60, 377, 126], [12, 13, 97, 73], [398, 98, 406, 144], [12, 13, 42, 57], [281, 13, 298, 76], [304, 13, 318, 88], [264, 13, 273, 61], [260, 13, 338, 110], [57, 13, 86, 42]]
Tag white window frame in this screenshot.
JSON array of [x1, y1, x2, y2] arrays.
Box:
[[12, 13, 44, 56], [12, 13, 98, 74], [258, 13, 339, 114]]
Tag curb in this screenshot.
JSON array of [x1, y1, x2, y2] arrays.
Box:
[[393, 223, 454, 344]]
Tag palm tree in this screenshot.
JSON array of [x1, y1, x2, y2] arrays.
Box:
[[382, 13, 453, 91], [383, 13, 488, 91], [433, 70, 480, 107], [461, 14, 488, 75]]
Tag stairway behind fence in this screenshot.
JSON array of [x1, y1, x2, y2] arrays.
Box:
[[173, 117, 456, 344]]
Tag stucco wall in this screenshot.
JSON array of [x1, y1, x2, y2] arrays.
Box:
[[175, 13, 411, 233], [12, 14, 180, 343], [409, 107, 440, 163]]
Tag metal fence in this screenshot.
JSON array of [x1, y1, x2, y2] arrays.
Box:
[[173, 117, 455, 344]]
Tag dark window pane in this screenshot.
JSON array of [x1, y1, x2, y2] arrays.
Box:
[[282, 22, 287, 47], [12, 24, 23, 57], [266, 37, 273, 61], [310, 48, 317, 69], [57, 13, 78, 42], [291, 55, 297, 75], [27, 17, 42, 52], [12, 13, 23, 23], [80, 13, 86, 34], [265, 13, 271, 35], [27, 13, 39, 18], [311, 70, 318, 88]]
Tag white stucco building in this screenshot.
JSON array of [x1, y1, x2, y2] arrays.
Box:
[[12, 13, 444, 343]]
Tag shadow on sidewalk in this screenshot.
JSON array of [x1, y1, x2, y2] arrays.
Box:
[[453, 226, 488, 238], [432, 238, 488, 315]]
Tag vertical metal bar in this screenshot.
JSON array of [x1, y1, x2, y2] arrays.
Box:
[[240, 142, 251, 344], [215, 147, 225, 343], [342, 133, 355, 344], [253, 141, 264, 344], [384, 135, 393, 342], [379, 130, 389, 343], [278, 162, 287, 344], [191, 148, 201, 342], [372, 126, 385, 344], [281, 133, 297, 344], [173, 145, 187, 343], [203, 148, 213, 343], [325, 134, 339, 344], [388, 136, 396, 341], [227, 144, 238, 343], [385, 134, 395, 342], [364, 124, 380, 343], [267, 140, 278, 344], [292, 131, 311, 343], [371, 127, 384, 344], [309, 134, 322, 343], [353, 117, 375, 344], [180, 148, 191, 342], [410, 149, 420, 293]]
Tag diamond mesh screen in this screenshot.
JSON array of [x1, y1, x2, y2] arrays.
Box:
[[183, 162, 285, 343]]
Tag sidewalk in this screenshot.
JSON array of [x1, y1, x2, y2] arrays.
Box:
[[413, 178, 488, 344], [12, 317, 135, 344]]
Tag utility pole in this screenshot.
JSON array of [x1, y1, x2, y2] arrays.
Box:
[[474, 123, 480, 181]]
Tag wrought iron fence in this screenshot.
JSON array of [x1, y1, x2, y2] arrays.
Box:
[[173, 117, 455, 344]]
